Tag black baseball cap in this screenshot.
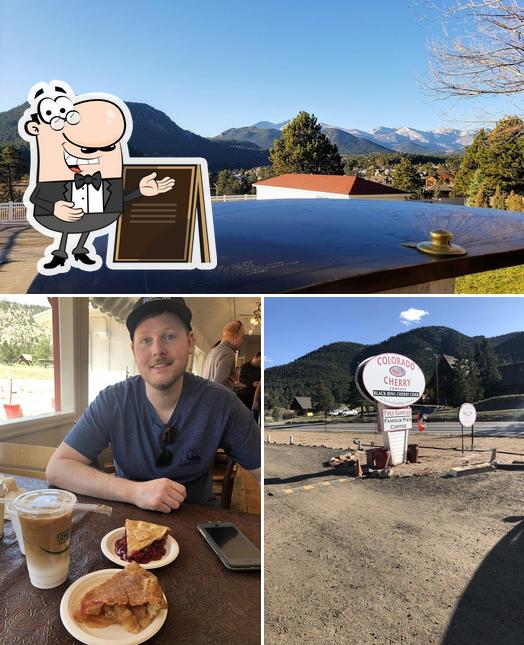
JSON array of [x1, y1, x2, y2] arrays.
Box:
[[126, 297, 192, 339]]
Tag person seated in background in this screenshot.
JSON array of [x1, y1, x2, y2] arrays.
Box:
[[46, 298, 260, 513], [239, 352, 262, 409], [201, 320, 245, 390]]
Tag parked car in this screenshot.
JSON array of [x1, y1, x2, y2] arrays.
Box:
[[340, 409, 358, 416]]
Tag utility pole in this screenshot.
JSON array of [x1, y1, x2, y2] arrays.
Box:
[[435, 354, 440, 407]]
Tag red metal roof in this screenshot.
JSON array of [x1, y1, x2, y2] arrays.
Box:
[[255, 174, 408, 195]]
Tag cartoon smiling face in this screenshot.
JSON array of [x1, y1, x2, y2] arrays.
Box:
[[25, 96, 126, 182]]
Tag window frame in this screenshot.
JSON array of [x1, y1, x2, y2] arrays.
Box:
[[0, 297, 89, 440]]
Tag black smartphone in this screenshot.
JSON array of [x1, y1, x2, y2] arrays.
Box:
[[197, 522, 261, 570]]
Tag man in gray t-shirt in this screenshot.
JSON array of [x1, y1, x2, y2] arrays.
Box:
[[201, 320, 245, 389], [46, 298, 261, 512]]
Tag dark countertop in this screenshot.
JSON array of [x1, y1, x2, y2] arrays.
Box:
[[28, 199, 524, 294]]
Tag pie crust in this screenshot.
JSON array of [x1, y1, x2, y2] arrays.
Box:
[[125, 519, 170, 557], [73, 562, 167, 633]]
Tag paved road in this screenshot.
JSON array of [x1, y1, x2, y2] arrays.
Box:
[[266, 420, 524, 436]]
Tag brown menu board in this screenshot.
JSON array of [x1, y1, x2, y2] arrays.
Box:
[[112, 163, 211, 264]]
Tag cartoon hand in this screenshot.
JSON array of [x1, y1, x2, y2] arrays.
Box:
[[53, 201, 84, 221], [139, 172, 176, 197]]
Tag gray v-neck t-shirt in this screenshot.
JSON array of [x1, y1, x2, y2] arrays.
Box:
[[64, 372, 260, 505]]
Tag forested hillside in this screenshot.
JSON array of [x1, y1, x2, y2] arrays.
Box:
[[0, 300, 52, 364], [265, 326, 523, 409]]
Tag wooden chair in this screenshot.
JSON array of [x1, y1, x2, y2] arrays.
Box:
[[212, 451, 238, 510], [0, 443, 56, 480], [96, 445, 116, 474]]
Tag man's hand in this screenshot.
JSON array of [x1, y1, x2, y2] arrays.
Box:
[[54, 200, 84, 221], [139, 172, 175, 197], [131, 478, 187, 513]]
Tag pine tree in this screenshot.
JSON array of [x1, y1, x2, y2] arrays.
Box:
[[450, 358, 474, 407], [454, 116, 524, 204], [473, 187, 489, 208], [490, 186, 506, 210], [474, 338, 501, 398], [312, 383, 335, 416], [269, 112, 344, 175], [452, 129, 489, 197], [215, 169, 247, 196], [466, 168, 487, 207], [483, 117, 524, 195], [0, 144, 25, 201], [505, 191, 524, 212], [391, 156, 423, 196]]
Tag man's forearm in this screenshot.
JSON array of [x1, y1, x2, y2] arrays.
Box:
[[47, 458, 137, 505]]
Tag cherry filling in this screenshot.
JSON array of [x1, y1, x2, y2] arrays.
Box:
[[115, 534, 167, 563]]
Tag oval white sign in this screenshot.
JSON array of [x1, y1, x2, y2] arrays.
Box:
[[361, 353, 426, 408], [459, 402, 477, 427]]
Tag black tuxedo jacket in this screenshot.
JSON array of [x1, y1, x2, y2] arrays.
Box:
[[29, 178, 138, 216], [29, 178, 141, 234]]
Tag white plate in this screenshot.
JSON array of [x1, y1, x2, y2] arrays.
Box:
[[101, 527, 179, 569], [60, 568, 168, 645]]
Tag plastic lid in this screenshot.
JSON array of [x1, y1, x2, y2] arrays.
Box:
[[13, 489, 77, 516]]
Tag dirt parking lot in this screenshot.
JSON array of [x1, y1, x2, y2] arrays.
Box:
[[265, 441, 524, 645], [265, 430, 524, 476]]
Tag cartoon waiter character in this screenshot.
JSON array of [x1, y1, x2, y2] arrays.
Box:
[[19, 80, 175, 273]]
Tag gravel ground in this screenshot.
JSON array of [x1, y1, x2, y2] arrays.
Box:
[[264, 430, 524, 477], [265, 442, 524, 645]]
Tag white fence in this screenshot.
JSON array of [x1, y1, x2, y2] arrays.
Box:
[[0, 202, 26, 223], [211, 194, 256, 202]]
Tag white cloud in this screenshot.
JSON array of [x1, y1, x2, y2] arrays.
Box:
[[264, 356, 274, 364], [399, 307, 429, 326]]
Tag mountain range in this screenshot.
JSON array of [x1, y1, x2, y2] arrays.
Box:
[[265, 326, 524, 407], [0, 99, 473, 170], [214, 120, 473, 155], [0, 103, 269, 172]]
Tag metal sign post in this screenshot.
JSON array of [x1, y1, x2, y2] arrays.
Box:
[[459, 403, 477, 453], [461, 423, 464, 454]]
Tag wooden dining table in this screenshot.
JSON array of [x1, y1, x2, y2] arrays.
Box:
[[0, 477, 261, 645]]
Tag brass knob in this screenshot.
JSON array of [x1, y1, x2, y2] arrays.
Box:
[[431, 230, 453, 246], [416, 229, 466, 256]]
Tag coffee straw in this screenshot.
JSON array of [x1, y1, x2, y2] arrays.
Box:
[[0, 499, 112, 515], [71, 503, 113, 515]]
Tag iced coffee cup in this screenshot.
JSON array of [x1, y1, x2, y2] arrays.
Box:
[[13, 489, 77, 589]]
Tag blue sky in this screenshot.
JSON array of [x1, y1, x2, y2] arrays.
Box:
[[264, 296, 524, 366], [1, 0, 516, 136]]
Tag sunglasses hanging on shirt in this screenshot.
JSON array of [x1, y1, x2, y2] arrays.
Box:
[[156, 424, 176, 467]]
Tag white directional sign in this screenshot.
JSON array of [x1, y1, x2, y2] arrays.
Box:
[[383, 407, 413, 432], [362, 353, 426, 408], [459, 403, 477, 427]]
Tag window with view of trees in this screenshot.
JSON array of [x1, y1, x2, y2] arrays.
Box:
[[0, 298, 56, 422]]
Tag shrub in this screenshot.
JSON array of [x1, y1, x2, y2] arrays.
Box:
[[505, 191, 524, 212]]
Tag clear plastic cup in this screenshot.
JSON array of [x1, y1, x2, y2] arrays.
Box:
[[7, 501, 25, 555], [13, 489, 77, 589]]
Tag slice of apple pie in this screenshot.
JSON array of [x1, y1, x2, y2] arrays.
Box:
[[73, 562, 167, 634]]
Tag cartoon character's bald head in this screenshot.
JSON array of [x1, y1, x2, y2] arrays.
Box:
[[21, 82, 129, 182]]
